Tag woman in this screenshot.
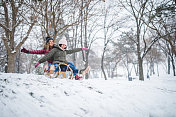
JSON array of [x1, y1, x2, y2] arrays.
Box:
[[35, 38, 88, 80], [21, 37, 54, 72]]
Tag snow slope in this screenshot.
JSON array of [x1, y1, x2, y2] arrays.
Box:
[[0, 73, 176, 117]]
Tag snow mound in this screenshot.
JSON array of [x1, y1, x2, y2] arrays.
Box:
[[0, 73, 176, 117]]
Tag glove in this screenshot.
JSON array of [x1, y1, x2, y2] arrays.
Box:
[[35, 62, 40, 68], [21, 48, 29, 53], [82, 48, 88, 50]]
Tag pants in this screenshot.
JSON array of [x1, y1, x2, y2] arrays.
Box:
[[48, 62, 78, 75]]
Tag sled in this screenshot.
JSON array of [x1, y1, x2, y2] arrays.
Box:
[[44, 62, 91, 79], [47, 63, 74, 79]]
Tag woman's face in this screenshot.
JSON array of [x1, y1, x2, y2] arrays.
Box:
[[61, 44, 67, 50], [49, 40, 54, 47]]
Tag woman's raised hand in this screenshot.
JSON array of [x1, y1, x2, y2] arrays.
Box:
[[21, 48, 29, 53]]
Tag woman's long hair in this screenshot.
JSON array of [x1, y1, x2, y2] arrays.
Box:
[[44, 43, 50, 51], [44, 41, 54, 51]]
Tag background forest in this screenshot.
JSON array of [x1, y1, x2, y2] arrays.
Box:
[[0, 0, 175, 81]]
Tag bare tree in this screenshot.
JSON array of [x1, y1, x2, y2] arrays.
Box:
[[79, 0, 101, 79], [0, 0, 37, 73], [69, 0, 103, 78], [114, 31, 136, 80], [0, 39, 7, 72], [100, 2, 120, 80], [145, 44, 164, 76], [143, 0, 176, 56], [158, 39, 176, 76], [117, 0, 161, 80], [30, 0, 91, 41]]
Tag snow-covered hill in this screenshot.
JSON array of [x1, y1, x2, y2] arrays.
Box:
[[0, 73, 176, 117]]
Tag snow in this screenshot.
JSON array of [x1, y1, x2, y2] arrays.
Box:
[[11, 50, 16, 54], [0, 73, 176, 117]]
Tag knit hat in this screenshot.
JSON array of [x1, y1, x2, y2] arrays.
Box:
[[46, 37, 53, 43], [59, 38, 67, 46]]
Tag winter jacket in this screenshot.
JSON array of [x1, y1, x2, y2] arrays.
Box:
[[26, 48, 53, 63], [27, 48, 51, 54], [38, 45, 82, 64]]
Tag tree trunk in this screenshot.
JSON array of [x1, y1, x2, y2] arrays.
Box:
[[136, 63, 139, 76], [133, 63, 138, 76], [5, 53, 8, 73], [171, 55, 176, 76], [138, 56, 144, 81], [101, 63, 107, 80], [7, 53, 17, 73], [85, 51, 89, 79], [101, 50, 107, 80], [126, 53, 130, 79], [137, 38, 144, 80], [16, 50, 20, 73], [157, 62, 159, 77], [150, 62, 155, 76], [168, 56, 170, 74], [27, 55, 35, 74], [112, 62, 118, 78], [136, 22, 144, 80], [73, 26, 78, 65], [152, 63, 155, 75]]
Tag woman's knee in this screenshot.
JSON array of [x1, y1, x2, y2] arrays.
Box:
[[68, 62, 75, 69], [54, 63, 59, 70]]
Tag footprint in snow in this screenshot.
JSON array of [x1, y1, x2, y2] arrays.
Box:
[[87, 86, 103, 94], [64, 91, 69, 96]]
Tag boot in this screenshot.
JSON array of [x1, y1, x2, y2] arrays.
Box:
[[44, 63, 49, 76], [75, 74, 82, 80], [80, 66, 91, 76]]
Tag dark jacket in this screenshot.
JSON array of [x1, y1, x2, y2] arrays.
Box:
[[38, 45, 82, 64]]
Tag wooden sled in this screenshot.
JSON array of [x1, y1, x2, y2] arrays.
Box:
[[47, 63, 74, 79]]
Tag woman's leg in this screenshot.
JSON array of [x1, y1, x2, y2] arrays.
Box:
[[68, 62, 78, 75], [54, 63, 59, 72], [48, 63, 52, 72]]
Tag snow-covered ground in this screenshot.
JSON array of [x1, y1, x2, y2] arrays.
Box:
[[0, 73, 176, 117]]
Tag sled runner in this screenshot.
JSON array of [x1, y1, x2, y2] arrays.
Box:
[[46, 63, 74, 79]]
